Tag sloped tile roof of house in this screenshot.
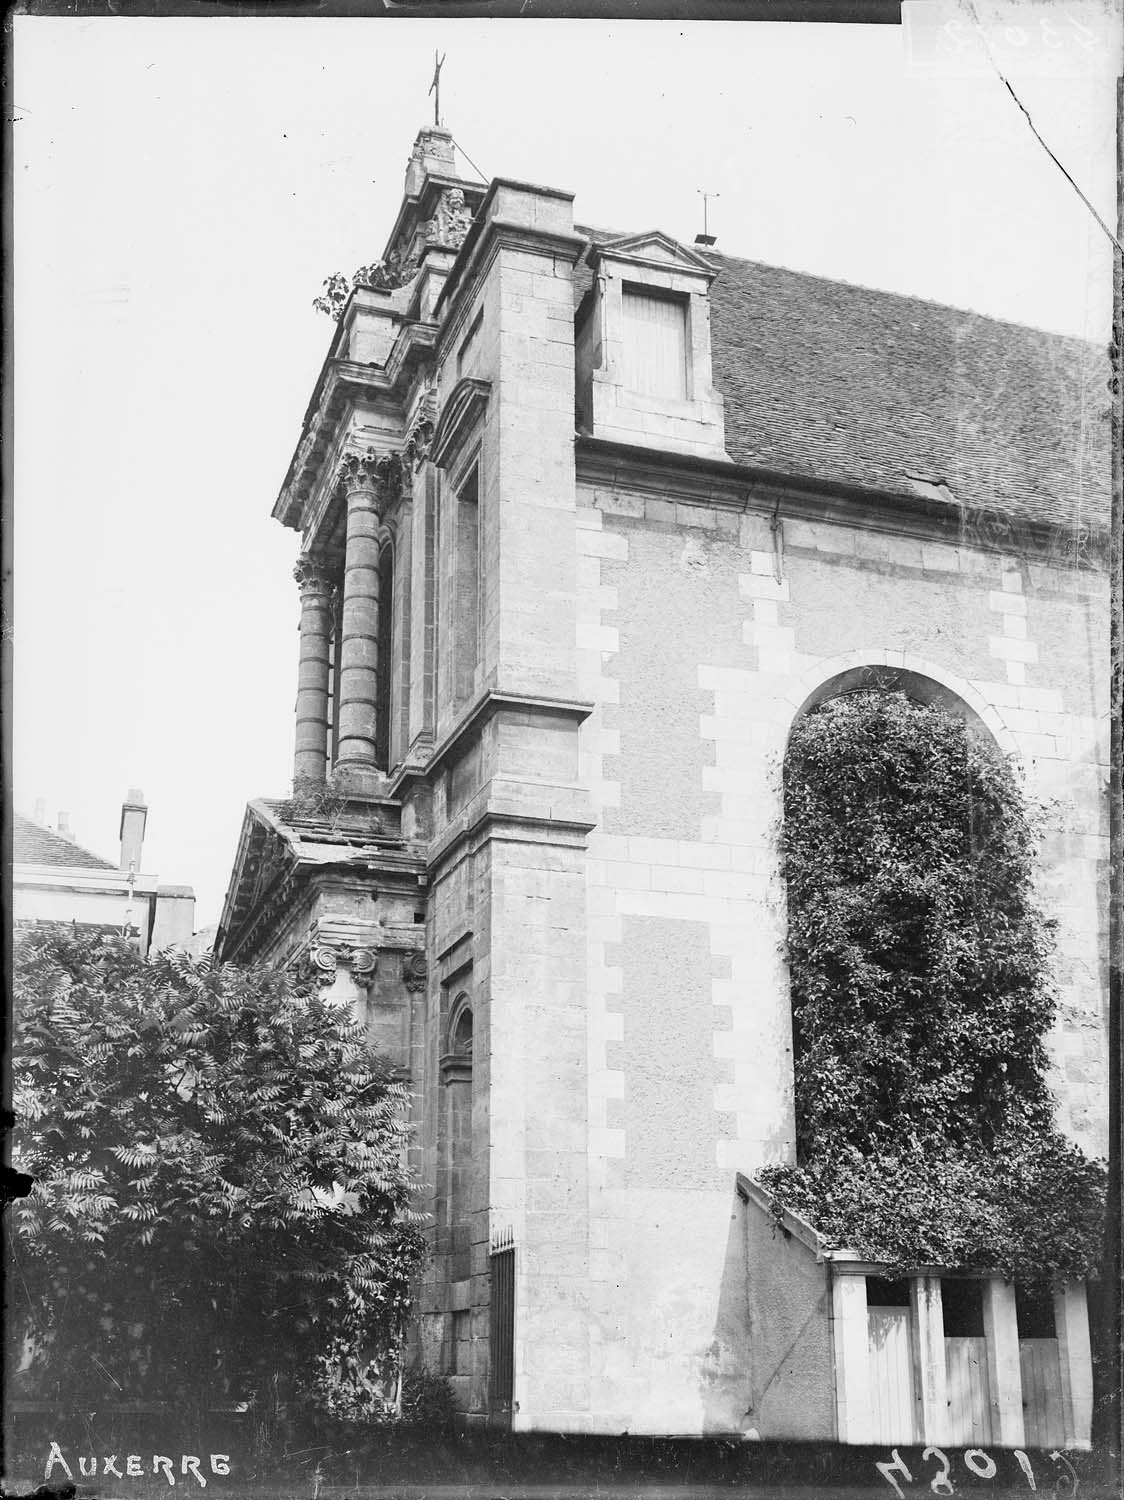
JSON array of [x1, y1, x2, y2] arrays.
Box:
[[575, 233, 1112, 532], [13, 812, 116, 871]]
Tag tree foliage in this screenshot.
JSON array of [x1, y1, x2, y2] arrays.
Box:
[[758, 690, 1105, 1283], [11, 928, 425, 1420]]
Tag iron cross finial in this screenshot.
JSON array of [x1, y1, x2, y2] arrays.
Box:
[[429, 50, 447, 128]]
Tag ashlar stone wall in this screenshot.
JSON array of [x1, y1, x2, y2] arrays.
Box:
[[575, 479, 1109, 1435]]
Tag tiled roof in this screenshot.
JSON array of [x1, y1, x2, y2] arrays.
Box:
[[575, 231, 1112, 530], [12, 813, 117, 871]]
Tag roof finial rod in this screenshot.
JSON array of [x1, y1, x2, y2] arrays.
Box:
[[429, 49, 447, 129], [695, 189, 719, 247]]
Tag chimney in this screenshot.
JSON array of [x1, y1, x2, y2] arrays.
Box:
[[119, 788, 148, 872], [57, 811, 72, 839], [33, 798, 46, 824]]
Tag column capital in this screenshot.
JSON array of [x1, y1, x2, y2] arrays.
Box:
[[334, 447, 404, 509], [293, 553, 333, 593], [299, 935, 378, 992], [315, 941, 378, 983], [402, 951, 428, 992]]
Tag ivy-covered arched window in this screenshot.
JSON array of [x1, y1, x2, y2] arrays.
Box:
[[761, 677, 1104, 1286]]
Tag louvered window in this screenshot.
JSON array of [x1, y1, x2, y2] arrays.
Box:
[[622, 286, 688, 399]]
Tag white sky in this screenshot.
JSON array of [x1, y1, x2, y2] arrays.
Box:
[[12, 7, 1121, 926]]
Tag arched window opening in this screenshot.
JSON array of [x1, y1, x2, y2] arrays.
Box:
[[451, 1005, 473, 1058], [780, 680, 1049, 1168], [441, 999, 474, 1283], [764, 673, 1103, 1296], [792, 665, 995, 749]]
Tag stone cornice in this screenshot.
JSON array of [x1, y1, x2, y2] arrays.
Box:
[[576, 436, 1109, 567], [214, 797, 425, 967], [431, 378, 492, 470], [385, 689, 595, 823], [428, 805, 597, 882], [273, 323, 439, 534], [428, 689, 594, 778]]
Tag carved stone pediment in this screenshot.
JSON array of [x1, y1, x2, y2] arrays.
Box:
[[593, 230, 718, 281]]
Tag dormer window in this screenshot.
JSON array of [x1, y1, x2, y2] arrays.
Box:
[[575, 231, 727, 461], [622, 285, 688, 400]]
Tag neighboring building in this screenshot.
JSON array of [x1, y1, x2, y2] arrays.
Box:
[[215, 127, 1110, 1446], [14, 790, 196, 955]]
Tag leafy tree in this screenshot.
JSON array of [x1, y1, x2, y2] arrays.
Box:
[[11, 928, 425, 1422], [759, 690, 1105, 1283]]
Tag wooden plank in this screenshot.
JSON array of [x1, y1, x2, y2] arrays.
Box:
[[1054, 1284, 1093, 1448], [1020, 1338, 1065, 1448], [946, 1336, 993, 1445], [869, 1307, 917, 1444]]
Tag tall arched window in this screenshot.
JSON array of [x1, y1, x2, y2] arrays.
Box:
[[781, 673, 1050, 1167]]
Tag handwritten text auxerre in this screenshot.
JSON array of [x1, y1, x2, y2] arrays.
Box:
[[45, 1442, 231, 1487]]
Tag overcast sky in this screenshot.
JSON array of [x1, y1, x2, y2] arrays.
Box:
[[12, 6, 1121, 926]]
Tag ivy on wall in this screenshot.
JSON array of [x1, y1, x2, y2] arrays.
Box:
[[758, 690, 1105, 1284]]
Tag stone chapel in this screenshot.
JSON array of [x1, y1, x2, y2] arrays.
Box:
[[215, 126, 1111, 1446]]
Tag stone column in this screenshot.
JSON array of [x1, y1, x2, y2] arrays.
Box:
[[293, 554, 333, 784], [334, 450, 397, 792]]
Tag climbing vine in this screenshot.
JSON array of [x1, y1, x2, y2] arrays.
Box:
[[758, 690, 1105, 1283]]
